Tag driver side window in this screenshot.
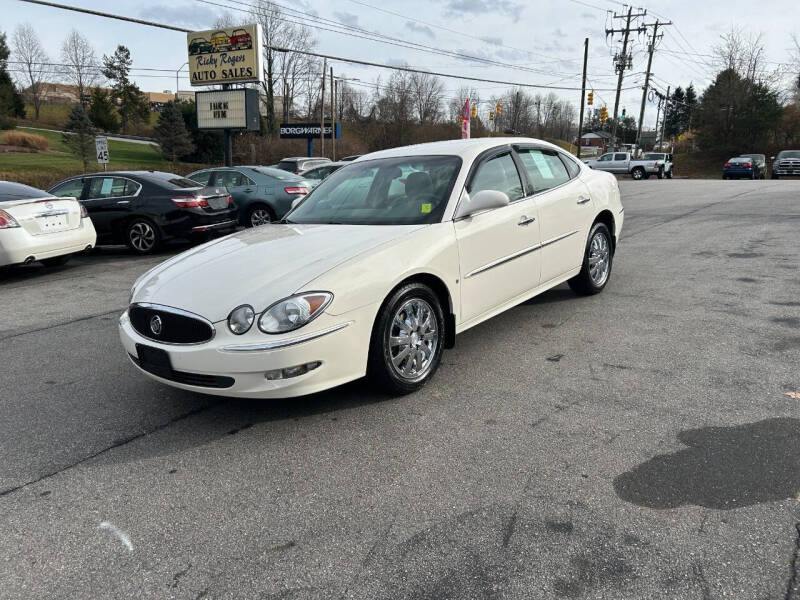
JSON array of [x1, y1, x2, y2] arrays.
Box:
[[469, 153, 524, 202]]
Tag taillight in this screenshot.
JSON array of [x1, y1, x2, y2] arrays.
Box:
[[172, 196, 208, 208], [284, 186, 308, 195], [226, 195, 233, 204], [743, 162, 752, 168], [724, 163, 731, 168], [80, 204, 89, 218], [0, 210, 20, 229]]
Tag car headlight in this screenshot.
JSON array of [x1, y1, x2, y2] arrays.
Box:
[[228, 304, 255, 335], [129, 285, 136, 305], [258, 292, 332, 334]]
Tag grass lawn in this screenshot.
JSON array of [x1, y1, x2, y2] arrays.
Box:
[[0, 129, 197, 189]]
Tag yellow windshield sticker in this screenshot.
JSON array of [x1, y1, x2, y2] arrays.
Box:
[[421, 203, 432, 214]]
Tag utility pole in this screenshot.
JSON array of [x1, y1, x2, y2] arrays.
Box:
[[659, 85, 670, 150], [635, 19, 671, 155], [607, 6, 647, 149], [330, 66, 336, 161], [577, 37, 588, 159], [320, 57, 326, 157]]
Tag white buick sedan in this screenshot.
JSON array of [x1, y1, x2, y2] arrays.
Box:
[[120, 138, 623, 398]]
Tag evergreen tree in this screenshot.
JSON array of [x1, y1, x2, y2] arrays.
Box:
[[87, 87, 119, 132], [682, 84, 698, 132], [154, 101, 195, 165], [664, 87, 684, 137], [62, 104, 96, 172], [178, 100, 224, 163], [0, 31, 25, 128], [101, 45, 149, 134]]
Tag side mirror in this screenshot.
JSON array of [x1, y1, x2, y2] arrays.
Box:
[[455, 189, 510, 219], [291, 196, 304, 209]]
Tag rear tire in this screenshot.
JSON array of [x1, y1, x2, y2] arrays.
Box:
[[41, 254, 70, 267], [368, 282, 445, 395], [657, 167, 664, 179], [246, 204, 275, 227], [568, 222, 613, 296], [631, 167, 645, 181], [126, 218, 161, 254]]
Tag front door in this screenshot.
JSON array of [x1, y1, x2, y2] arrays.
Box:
[[83, 176, 137, 237], [455, 150, 541, 324]]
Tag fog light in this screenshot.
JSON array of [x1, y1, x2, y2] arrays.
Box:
[[265, 361, 321, 380]]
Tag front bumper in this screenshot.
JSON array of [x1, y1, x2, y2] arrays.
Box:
[[773, 167, 800, 176], [0, 219, 97, 267], [118, 302, 378, 399]]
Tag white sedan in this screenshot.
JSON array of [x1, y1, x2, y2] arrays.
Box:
[[120, 138, 623, 398], [0, 182, 97, 267]]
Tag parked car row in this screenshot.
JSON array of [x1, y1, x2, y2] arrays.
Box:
[[722, 150, 800, 180]]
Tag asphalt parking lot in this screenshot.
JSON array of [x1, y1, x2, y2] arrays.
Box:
[[1, 179, 799, 599]]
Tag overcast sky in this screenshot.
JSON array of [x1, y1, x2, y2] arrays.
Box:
[[5, 0, 799, 128]]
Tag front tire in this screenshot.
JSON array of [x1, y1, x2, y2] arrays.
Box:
[[568, 222, 613, 296], [368, 283, 445, 395], [126, 218, 161, 254], [665, 169, 673, 179]]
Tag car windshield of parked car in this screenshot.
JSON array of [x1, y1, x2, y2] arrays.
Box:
[[777, 150, 800, 159], [287, 155, 462, 225], [0, 182, 48, 202], [253, 167, 303, 181]]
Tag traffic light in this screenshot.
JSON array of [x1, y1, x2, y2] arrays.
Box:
[[496, 101, 502, 116], [471, 104, 477, 119], [600, 106, 608, 122], [621, 106, 626, 118], [489, 111, 495, 121], [587, 91, 594, 105]]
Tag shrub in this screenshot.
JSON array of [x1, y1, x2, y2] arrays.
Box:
[[3, 130, 50, 151]]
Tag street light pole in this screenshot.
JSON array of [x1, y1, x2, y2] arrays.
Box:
[[175, 62, 188, 101]]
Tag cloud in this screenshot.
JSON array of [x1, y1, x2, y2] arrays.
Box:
[[405, 21, 436, 39], [138, 4, 219, 29], [581, 11, 597, 19], [554, 28, 568, 38], [445, 0, 523, 19], [481, 36, 503, 46], [332, 11, 359, 28]]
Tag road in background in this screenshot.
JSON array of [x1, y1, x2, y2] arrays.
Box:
[[1, 180, 799, 599]]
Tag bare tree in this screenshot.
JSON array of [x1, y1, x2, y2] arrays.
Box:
[[714, 27, 766, 81], [448, 86, 481, 124], [12, 23, 48, 119], [410, 72, 444, 124], [60, 30, 99, 106]]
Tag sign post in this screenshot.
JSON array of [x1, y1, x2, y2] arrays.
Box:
[[187, 24, 264, 166], [95, 136, 109, 171]]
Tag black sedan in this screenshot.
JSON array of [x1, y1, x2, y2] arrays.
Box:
[[722, 158, 758, 180], [48, 171, 238, 253]]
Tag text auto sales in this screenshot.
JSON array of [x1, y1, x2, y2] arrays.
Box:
[[191, 53, 254, 83]]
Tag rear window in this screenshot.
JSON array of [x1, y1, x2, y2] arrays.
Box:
[[0, 182, 49, 202], [254, 167, 302, 181], [276, 160, 298, 172], [728, 158, 749, 164], [144, 172, 202, 189]]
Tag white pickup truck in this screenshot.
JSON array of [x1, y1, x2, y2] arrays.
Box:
[[583, 152, 673, 180]]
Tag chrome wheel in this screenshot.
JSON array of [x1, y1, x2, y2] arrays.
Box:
[[249, 207, 272, 227], [129, 221, 156, 252], [388, 298, 439, 382], [588, 231, 611, 287]]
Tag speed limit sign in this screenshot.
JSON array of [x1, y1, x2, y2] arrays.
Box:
[[95, 136, 109, 165]]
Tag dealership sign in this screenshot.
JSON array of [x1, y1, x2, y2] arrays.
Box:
[[196, 89, 260, 130], [279, 123, 342, 139], [187, 24, 263, 86]]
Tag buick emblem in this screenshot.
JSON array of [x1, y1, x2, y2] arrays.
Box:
[[150, 315, 163, 336]]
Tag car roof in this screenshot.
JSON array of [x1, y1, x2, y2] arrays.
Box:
[[353, 137, 565, 164], [281, 157, 331, 162]]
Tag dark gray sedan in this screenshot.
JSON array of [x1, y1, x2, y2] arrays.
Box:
[[187, 166, 312, 227]]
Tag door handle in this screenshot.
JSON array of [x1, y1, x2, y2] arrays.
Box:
[[577, 196, 591, 205], [518, 215, 536, 226], [243, 188, 254, 193], [117, 200, 130, 204]]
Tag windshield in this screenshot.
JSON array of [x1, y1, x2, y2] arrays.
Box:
[[643, 153, 664, 160], [287, 155, 462, 225], [777, 150, 800, 159]]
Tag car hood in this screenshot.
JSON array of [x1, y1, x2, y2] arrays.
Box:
[[131, 223, 425, 322]]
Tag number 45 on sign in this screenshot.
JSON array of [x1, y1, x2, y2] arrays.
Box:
[[95, 136, 109, 170]]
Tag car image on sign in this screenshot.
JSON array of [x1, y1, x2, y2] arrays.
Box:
[[188, 37, 213, 55], [230, 29, 252, 50], [121, 138, 623, 400]]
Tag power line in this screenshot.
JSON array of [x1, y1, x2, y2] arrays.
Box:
[[15, 0, 640, 92]]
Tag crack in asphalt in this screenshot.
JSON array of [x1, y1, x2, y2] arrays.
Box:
[[0, 401, 220, 498], [785, 523, 800, 600], [0, 308, 124, 341]]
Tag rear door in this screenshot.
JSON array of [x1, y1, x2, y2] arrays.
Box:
[[517, 147, 594, 283], [214, 170, 258, 208], [611, 153, 629, 173], [455, 149, 542, 323]]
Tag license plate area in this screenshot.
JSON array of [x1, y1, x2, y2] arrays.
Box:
[[208, 196, 227, 210], [136, 344, 173, 379], [38, 214, 69, 232]]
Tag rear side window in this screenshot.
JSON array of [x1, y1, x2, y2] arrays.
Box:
[[49, 179, 84, 199], [189, 171, 213, 185], [469, 153, 524, 202], [517, 149, 570, 193], [86, 177, 130, 199], [559, 154, 581, 178], [215, 171, 253, 187], [614, 153, 627, 161]]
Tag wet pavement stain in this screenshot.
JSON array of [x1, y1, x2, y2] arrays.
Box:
[[727, 252, 763, 259], [772, 317, 800, 329], [614, 418, 800, 509]]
